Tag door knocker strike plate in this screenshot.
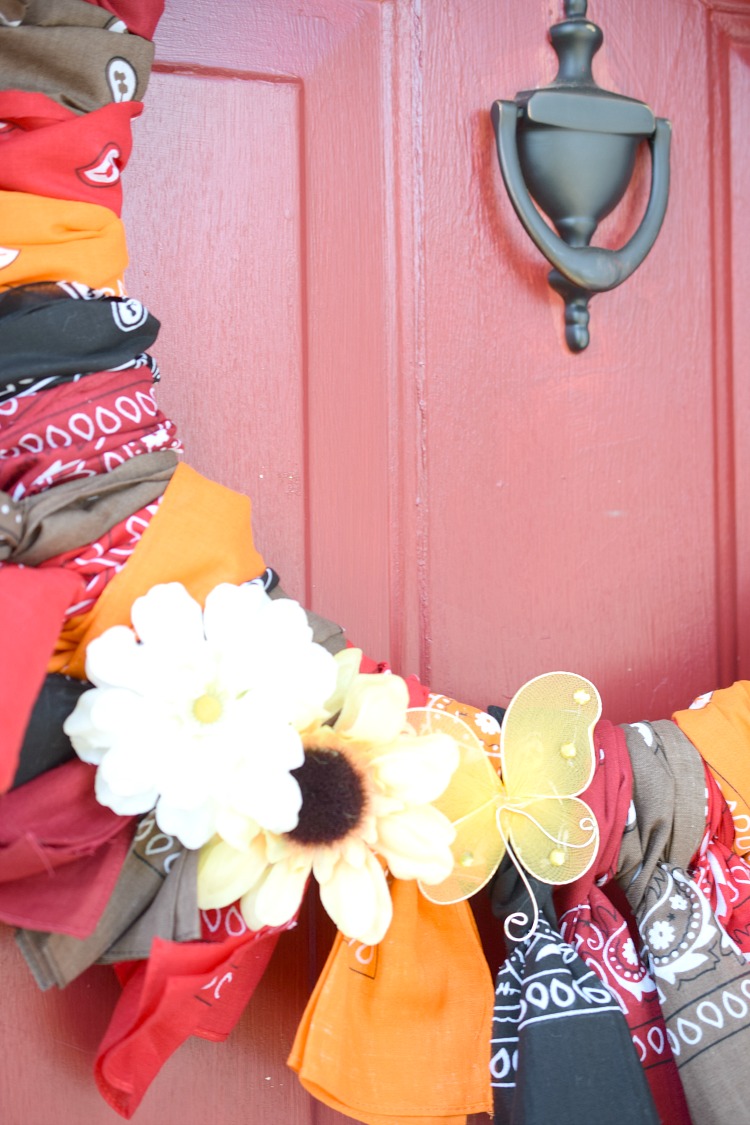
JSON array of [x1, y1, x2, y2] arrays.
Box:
[[491, 0, 671, 352]]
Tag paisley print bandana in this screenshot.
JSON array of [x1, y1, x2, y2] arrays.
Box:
[[491, 839, 660, 1125], [0, 365, 182, 501], [619, 720, 750, 1125], [0, 351, 159, 405]]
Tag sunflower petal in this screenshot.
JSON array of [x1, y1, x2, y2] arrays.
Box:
[[321, 648, 363, 720], [247, 854, 311, 928], [319, 850, 392, 944], [371, 732, 459, 804], [335, 674, 409, 743], [376, 804, 456, 883], [215, 808, 261, 852], [197, 836, 268, 909]]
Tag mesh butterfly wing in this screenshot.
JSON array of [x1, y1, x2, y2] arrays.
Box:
[[407, 708, 506, 905], [500, 671, 600, 886], [410, 672, 601, 904]]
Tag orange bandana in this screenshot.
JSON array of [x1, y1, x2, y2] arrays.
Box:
[[289, 881, 493, 1125], [289, 693, 498, 1125], [49, 462, 266, 679], [673, 680, 750, 858], [0, 190, 127, 292]]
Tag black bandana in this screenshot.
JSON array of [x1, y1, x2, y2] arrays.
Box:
[[490, 859, 659, 1125], [0, 282, 160, 386]]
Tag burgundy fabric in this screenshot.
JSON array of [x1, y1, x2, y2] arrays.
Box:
[[0, 759, 136, 935], [84, 0, 164, 40], [0, 366, 181, 500], [0, 564, 84, 790], [0, 91, 141, 215], [555, 721, 693, 1125], [96, 906, 288, 1118]]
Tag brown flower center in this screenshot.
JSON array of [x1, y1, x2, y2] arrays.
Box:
[[288, 747, 366, 846]]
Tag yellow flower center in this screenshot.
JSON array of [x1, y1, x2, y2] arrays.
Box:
[[192, 693, 223, 724]]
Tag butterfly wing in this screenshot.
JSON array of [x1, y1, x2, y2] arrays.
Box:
[[504, 794, 599, 885], [498, 671, 601, 885], [406, 708, 505, 904], [500, 671, 601, 800]]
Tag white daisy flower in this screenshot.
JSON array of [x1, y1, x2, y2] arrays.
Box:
[[63, 582, 338, 850]]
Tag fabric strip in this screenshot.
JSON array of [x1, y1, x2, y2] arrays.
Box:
[[0, 449, 179, 564], [0, 362, 180, 501], [491, 862, 659, 1125], [15, 811, 199, 988], [80, 0, 164, 41], [11, 673, 88, 788], [0, 758, 135, 936], [673, 680, 750, 858], [618, 719, 750, 1125], [0, 191, 127, 292], [0, 0, 154, 115], [0, 284, 159, 383], [0, 566, 84, 791], [0, 92, 141, 214], [48, 462, 267, 678]]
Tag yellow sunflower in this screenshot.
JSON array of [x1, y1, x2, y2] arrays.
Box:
[[197, 654, 460, 945]]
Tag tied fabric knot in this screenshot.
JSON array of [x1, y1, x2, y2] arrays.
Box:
[[618, 720, 750, 1125], [490, 852, 659, 1125], [0, 448, 178, 565]]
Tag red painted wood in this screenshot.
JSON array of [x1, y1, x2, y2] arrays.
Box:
[[4, 1, 750, 1121]]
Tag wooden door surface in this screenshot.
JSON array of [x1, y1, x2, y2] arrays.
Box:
[[3, 1, 750, 1122]]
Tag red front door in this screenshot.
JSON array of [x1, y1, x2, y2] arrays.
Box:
[[3, 1, 750, 1121]]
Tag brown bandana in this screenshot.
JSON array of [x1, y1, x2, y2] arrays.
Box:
[[0, 0, 154, 114], [619, 720, 750, 1124]]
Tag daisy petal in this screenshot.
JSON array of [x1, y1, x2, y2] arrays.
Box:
[[130, 582, 205, 650], [95, 771, 157, 816], [84, 625, 142, 689], [155, 797, 217, 850]]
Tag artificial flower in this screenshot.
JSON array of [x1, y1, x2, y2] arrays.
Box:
[[198, 668, 460, 945], [63, 581, 338, 849]]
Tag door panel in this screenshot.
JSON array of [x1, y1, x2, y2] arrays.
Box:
[[3, 1, 750, 1122]]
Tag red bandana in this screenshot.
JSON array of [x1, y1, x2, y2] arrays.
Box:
[[0, 92, 142, 216]]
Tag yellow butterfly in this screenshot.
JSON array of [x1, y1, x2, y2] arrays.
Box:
[[407, 672, 601, 911]]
